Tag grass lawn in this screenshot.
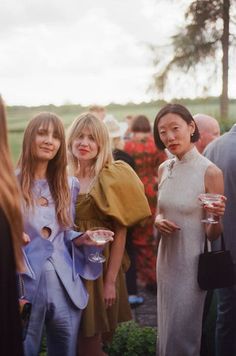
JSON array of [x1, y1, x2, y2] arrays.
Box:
[[7, 98, 236, 163]]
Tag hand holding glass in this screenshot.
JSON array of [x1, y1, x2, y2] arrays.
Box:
[[88, 227, 114, 263], [199, 193, 222, 224]]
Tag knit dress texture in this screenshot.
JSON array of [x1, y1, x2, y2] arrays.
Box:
[[157, 147, 212, 356]]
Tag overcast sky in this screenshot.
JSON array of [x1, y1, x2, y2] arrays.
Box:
[[0, 0, 235, 106]]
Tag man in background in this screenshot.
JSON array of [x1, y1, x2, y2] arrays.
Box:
[[194, 113, 220, 153], [204, 123, 236, 356]]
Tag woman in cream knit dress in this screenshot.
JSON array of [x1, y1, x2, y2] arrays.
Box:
[[153, 104, 226, 356]]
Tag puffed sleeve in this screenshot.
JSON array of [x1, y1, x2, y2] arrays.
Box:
[[91, 161, 151, 226]]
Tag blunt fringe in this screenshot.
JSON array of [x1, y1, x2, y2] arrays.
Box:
[[17, 112, 71, 227], [67, 112, 113, 178]]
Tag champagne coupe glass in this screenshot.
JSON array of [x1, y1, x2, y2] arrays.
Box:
[[88, 227, 113, 263], [199, 193, 222, 224]]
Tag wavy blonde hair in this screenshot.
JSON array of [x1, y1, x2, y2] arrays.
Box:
[[0, 96, 24, 272], [67, 112, 113, 177], [17, 112, 71, 227]]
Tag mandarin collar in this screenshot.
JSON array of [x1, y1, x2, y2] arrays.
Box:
[[175, 146, 199, 163]]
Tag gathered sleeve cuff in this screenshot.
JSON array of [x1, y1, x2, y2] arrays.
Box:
[[91, 160, 151, 227], [64, 229, 83, 242]]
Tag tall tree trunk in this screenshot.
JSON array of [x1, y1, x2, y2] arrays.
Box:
[[220, 0, 230, 120]]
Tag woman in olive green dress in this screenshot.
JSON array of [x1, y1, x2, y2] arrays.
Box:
[[67, 113, 151, 356]]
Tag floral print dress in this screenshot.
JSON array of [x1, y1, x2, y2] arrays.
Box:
[[124, 135, 166, 287]]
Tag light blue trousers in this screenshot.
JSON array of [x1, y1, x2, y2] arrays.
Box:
[[24, 261, 82, 356]]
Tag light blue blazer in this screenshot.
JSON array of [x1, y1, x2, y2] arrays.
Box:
[[19, 175, 101, 309]]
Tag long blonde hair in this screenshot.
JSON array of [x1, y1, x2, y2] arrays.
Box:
[[0, 96, 24, 272], [67, 112, 113, 177], [18, 112, 71, 227]]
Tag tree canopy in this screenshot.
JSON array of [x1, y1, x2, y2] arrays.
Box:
[[151, 0, 236, 119]]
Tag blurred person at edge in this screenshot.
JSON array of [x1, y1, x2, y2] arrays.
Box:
[[204, 123, 236, 356], [194, 113, 220, 153], [0, 96, 24, 356], [89, 105, 106, 121], [154, 103, 226, 356], [124, 115, 167, 292], [193, 113, 221, 356], [105, 115, 144, 307], [67, 113, 151, 356]]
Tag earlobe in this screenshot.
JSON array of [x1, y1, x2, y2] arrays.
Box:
[[190, 121, 196, 137]]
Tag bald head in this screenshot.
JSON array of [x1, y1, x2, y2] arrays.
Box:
[[193, 113, 220, 153]]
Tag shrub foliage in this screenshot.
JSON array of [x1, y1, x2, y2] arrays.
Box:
[[104, 321, 157, 356]]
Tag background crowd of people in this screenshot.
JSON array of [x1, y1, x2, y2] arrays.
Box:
[[1, 96, 236, 356]]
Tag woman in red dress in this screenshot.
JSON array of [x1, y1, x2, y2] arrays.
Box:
[[124, 115, 167, 290]]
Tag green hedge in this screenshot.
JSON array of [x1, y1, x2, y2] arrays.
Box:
[[104, 321, 157, 356]]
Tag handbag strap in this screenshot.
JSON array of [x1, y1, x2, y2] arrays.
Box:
[[204, 232, 225, 253], [18, 274, 25, 298]]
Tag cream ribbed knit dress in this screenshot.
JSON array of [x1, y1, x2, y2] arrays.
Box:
[[157, 147, 211, 356]]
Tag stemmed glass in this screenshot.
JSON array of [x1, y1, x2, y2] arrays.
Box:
[[199, 193, 222, 224], [88, 227, 113, 263]]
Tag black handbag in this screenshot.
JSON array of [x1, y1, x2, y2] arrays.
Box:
[[197, 233, 235, 291]]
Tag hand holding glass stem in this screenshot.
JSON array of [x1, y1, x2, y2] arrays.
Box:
[[74, 227, 114, 263], [199, 193, 226, 224]]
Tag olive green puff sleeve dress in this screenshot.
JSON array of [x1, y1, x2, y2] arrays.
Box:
[[75, 160, 151, 337]]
